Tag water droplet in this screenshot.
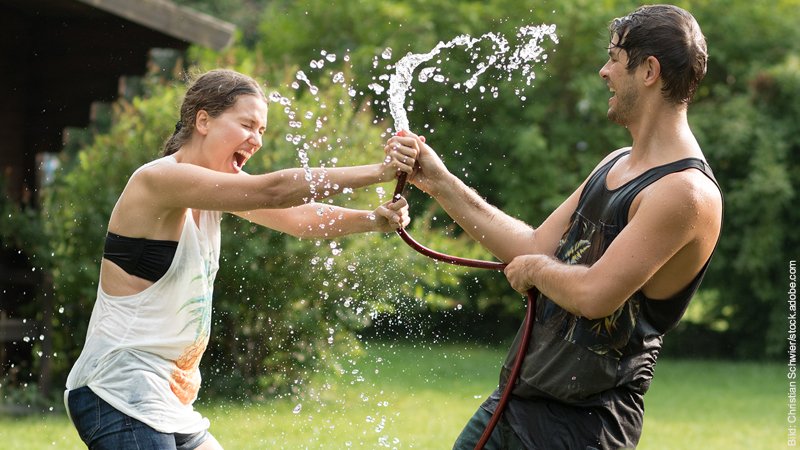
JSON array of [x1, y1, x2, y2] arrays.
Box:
[[368, 83, 385, 95]]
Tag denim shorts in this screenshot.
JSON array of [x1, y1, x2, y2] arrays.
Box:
[[67, 386, 211, 450]]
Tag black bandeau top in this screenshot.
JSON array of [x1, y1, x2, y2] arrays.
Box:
[[103, 232, 178, 282]]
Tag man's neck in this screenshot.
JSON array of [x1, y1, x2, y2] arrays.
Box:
[[625, 102, 700, 166]]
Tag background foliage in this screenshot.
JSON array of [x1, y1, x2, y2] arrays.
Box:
[[6, 0, 798, 400]]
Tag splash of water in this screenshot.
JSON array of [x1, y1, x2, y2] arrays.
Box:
[[268, 24, 557, 200], [263, 25, 560, 338], [387, 24, 558, 132]]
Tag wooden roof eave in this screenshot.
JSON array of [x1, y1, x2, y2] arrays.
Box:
[[75, 0, 236, 51]]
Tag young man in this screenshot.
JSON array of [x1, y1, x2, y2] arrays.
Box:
[[388, 4, 722, 449]]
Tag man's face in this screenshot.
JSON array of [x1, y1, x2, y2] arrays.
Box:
[[599, 33, 639, 126]]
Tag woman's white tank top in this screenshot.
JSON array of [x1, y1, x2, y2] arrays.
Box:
[[66, 156, 222, 434]]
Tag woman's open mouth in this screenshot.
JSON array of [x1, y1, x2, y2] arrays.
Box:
[[232, 149, 251, 172]]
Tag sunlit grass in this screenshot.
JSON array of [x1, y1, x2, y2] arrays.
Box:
[[637, 359, 784, 450], [205, 342, 503, 449], [0, 343, 784, 449]]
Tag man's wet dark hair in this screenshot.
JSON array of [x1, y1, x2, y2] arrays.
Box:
[[609, 4, 707, 104]]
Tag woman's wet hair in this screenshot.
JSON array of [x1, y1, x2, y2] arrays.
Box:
[[163, 69, 267, 156], [609, 5, 707, 104]]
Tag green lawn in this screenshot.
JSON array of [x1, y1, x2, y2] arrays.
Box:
[[0, 342, 786, 449]]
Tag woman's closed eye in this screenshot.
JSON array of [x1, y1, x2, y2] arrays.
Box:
[[243, 123, 265, 135]]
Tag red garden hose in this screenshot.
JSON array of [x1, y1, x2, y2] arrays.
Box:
[[391, 172, 537, 450]]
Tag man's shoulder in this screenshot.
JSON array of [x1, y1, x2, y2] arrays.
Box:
[[641, 166, 722, 222], [655, 161, 719, 198]]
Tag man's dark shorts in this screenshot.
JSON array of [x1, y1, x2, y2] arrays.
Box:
[[453, 406, 524, 450]]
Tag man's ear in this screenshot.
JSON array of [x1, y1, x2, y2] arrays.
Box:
[[643, 55, 661, 87], [195, 110, 210, 136]]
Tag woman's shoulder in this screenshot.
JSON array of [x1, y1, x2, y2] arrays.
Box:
[[134, 155, 177, 173], [127, 155, 179, 187]]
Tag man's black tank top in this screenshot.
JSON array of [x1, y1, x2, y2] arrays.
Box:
[[484, 150, 722, 449]]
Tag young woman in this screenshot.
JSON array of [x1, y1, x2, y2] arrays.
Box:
[[65, 69, 419, 449]]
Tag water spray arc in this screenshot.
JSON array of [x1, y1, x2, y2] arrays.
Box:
[[387, 25, 557, 133]]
